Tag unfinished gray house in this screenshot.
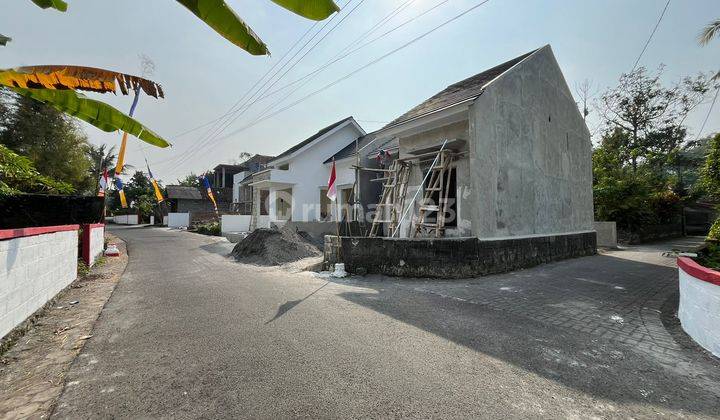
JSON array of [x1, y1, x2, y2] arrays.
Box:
[[333, 45, 595, 277]]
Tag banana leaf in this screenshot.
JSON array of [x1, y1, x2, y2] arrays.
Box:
[[0, 35, 10, 46], [175, 0, 269, 55], [270, 0, 339, 20], [30, 0, 67, 11], [0, 66, 164, 97], [7, 86, 170, 148]]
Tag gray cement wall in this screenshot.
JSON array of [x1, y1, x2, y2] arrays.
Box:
[[594, 221, 617, 248], [325, 231, 596, 278], [469, 45, 594, 239]]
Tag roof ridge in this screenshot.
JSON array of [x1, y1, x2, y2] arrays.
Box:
[[382, 47, 541, 129]]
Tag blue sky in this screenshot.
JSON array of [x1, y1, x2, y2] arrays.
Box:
[[3, 0, 719, 183]]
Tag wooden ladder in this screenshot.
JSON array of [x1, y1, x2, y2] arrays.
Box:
[[369, 160, 410, 237], [413, 149, 454, 238]]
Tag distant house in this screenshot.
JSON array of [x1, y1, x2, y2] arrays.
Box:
[[364, 45, 594, 240], [250, 117, 366, 228], [165, 185, 209, 213], [230, 154, 274, 214]]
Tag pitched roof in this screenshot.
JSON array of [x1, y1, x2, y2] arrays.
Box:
[[323, 134, 376, 164], [384, 49, 538, 128], [273, 117, 356, 162], [166, 185, 202, 200], [213, 164, 244, 171]]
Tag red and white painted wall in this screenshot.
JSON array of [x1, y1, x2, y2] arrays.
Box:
[[677, 257, 720, 357], [81, 223, 105, 267], [1, 223, 106, 339], [0, 225, 79, 338]]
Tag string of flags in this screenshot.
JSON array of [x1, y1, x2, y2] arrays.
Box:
[[201, 174, 218, 214], [97, 86, 167, 209]]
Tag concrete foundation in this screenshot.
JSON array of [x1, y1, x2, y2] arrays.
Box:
[[325, 231, 596, 278]]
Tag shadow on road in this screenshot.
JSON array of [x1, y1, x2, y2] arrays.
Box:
[[266, 282, 329, 324], [334, 253, 720, 416]]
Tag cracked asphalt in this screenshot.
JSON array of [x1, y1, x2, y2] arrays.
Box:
[[52, 227, 720, 418]]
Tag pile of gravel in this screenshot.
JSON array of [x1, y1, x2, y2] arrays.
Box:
[[231, 226, 322, 265]]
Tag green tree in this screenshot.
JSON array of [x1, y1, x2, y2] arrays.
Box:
[[0, 144, 73, 196], [86, 144, 117, 191], [598, 67, 710, 172], [699, 18, 720, 80], [0, 93, 94, 193], [177, 173, 201, 188], [592, 68, 715, 230], [699, 134, 720, 240]]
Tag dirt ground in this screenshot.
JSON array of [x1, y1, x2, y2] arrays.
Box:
[[0, 235, 127, 420]]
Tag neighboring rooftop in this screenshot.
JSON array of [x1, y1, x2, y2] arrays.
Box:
[[384, 48, 538, 128], [213, 163, 245, 171], [166, 185, 202, 200], [273, 117, 356, 162], [323, 134, 377, 164]]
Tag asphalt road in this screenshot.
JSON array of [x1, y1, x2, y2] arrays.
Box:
[[53, 227, 720, 418]]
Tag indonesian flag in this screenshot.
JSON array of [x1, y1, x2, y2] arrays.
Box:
[[327, 159, 337, 201], [98, 168, 108, 197]]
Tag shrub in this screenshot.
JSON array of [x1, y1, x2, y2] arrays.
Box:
[[195, 221, 220, 236], [708, 217, 720, 242]]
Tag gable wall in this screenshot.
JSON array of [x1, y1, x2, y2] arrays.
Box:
[[278, 123, 363, 221], [468, 46, 593, 238]]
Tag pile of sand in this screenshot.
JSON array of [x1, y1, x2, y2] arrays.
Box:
[[231, 226, 322, 265]]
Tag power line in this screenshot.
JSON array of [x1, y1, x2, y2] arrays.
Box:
[[631, 0, 671, 71], [162, 0, 357, 173], [163, 0, 366, 174], [695, 85, 719, 141], [179, 0, 451, 162], [212, 0, 493, 144], [245, 0, 448, 128]]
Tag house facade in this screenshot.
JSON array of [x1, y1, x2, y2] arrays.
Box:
[[250, 117, 366, 229], [366, 45, 594, 240], [230, 154, 274, 214]]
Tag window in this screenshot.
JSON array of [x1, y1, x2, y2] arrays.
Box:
[[278, 163, 289, 170]]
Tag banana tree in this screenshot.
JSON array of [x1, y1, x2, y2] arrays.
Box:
[[0, 66, 170, 148], [28, 0, 340, 55]]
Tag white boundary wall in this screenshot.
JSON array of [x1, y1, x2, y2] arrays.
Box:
[[1, 228, 78, 339], [114, 214, 139, 225], [85, 224, 105, 267], [168, 213, 190, 228], [221, 215, 252, 233], [678, 259, 720, 357]]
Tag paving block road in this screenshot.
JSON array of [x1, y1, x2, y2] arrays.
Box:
[[52, 227, 720, 418]]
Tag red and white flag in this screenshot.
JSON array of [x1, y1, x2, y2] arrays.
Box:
[[327, 159, 337, 201], [98, 168, 109, 197]]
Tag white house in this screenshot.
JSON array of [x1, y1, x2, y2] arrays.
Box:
[[250, 117, 366, 228]]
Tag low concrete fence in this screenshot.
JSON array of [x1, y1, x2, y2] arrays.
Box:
[[168, 213, 190, 228], [81, 223, 105, 267], [594, 221, 617, 248], [325, 231, 597, 278], [677, 257, 720, 357], [221, 215, 252, 233], [113, 214, 139, 225], [0, 225, 79, 339]]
